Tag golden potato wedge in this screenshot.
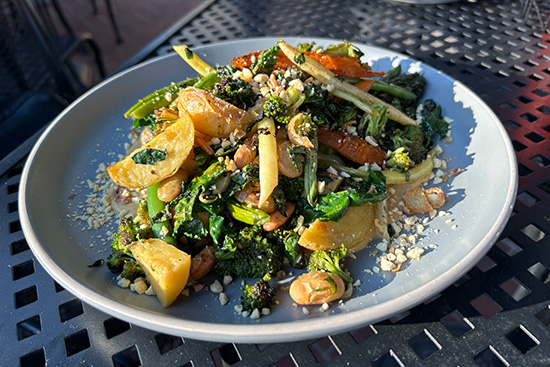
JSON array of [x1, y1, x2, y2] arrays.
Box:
[[130, 238, 191, 307], [298, 203, 378, 252], [177, 87, 252, 137], [107, 110, 195, 189]]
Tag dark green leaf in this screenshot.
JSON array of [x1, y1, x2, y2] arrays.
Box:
[[294, 53, 306, 65], [184, 47, 193, 59], [209, 215, 224, 245], [132, 114, 157, 129], [254, 45, 279, 74], [131, 148, 167, 165]]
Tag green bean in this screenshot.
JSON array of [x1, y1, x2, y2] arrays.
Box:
[[370, 80, 417, 100], [125, 78, 197, 119], [192, 72, 220, 90], [304, 131, 318, 206], [147, 183, 178, 246]]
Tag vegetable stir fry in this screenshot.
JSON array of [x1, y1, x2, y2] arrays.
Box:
[[105, 40, 450, 313]]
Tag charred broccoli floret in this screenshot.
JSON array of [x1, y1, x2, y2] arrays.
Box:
[[212, 77, 255, 110], [106, 210, 152, 281], [390, 125, 428, 165], [240, 279, 277, 313], [263, 95, 291, 124], [213, 225, 285, 278], [307, 245, 353, 285], [121, 260, 145, 280]]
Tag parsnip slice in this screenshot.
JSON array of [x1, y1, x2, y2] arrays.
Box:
[[257, 117, 278, 207], [130, 238, 191, 307], [108, 109, 194, 189], [277, 40, 418, 126]]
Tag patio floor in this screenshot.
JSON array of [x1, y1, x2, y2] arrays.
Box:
[[56, 0, 204, 75]]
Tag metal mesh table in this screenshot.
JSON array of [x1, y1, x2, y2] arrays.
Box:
[[3, 0, 549, 365]]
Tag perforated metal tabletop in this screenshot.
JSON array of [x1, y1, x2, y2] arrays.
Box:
[[4, 0, 550, 366]]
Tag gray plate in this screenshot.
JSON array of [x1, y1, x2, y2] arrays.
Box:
[[19, 37, 517, 343]]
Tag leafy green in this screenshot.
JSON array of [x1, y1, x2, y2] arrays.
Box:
[[131, 148, 167, 165], [226, 199, 270, 226], [276, 229, 305, 268], [294, 53, 306, 65], [173, 161, 226, 237], [224, 163, 259, 198], [420, 99, 449, 138], [212, 76, 255, 109], [308, 170, 387, 222], [132, 114, 157, 129], [146, 183, 177, 246], [371, 66, 426, 117], [253, 45, 279, 74]]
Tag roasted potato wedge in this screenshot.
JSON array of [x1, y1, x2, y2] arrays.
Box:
[[177, 87, 253, 137], [130, 238, 191, 307], [107, 110, 194, 189]]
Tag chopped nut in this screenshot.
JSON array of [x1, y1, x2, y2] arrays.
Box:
[[425, 187, 447, 208], [404, 187, 433, 214], [210, 280, 223, 293], [219, 292, 229, 306]]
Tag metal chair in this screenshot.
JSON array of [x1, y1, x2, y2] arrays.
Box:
[[0, 0, 106, 159], [90, 0, 123, 43]]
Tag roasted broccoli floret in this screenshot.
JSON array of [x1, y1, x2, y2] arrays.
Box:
[[307, 245, 353, 285], [278, 175, 305, 203], [390, 125, 428, 165], [386, 147, 411, 172], [216, 64, 238, 78], [212, 77, 255, 110], [213, 225, 285, 278], [263, 95, 291, 124], [107, 215, 151, 281], [121, 260, 145, 280], [240, 279, 277, 313]]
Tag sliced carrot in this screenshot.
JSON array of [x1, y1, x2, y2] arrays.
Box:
[[317, 127, 386, 165], [231, 50, 385, 78]]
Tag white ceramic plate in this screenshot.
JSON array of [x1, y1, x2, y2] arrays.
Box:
[[19, 37, 517, 343]]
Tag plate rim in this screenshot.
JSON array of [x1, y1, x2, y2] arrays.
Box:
[[19, 36, 518, 343]]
